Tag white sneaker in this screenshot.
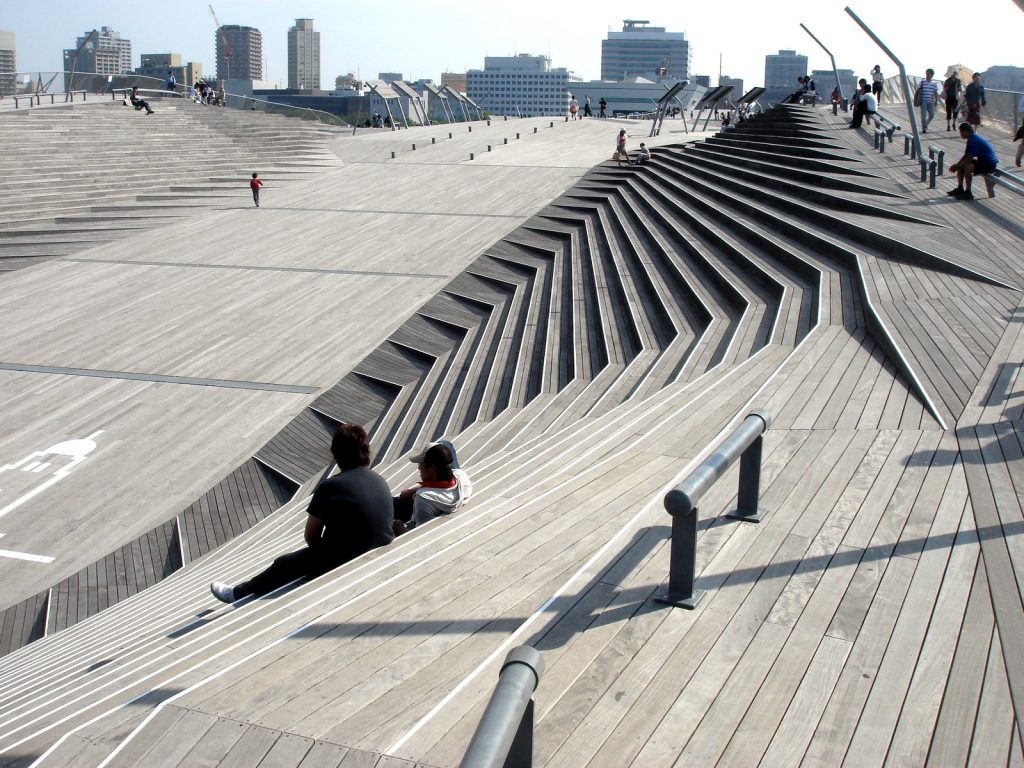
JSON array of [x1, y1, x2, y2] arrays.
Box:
[[210, 582, 235, 603]]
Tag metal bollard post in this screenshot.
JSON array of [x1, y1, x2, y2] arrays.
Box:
[[832, 102, 838, 115], [449, 132, 453, 139], [928, 159, 937, 188], [930, 147, 944, 175], [873, 130, 880, 149], [655, 507, 704, 609], [549, 121, 554, 128], [534, 127, 538, 133], [470, 153, 474, 160], [468, 126, 472, 132], [412, 144, 416, 150], [487, 119, 491, 126], [727, 435, 766, 522], [920, 158, 928, 183], [904, 135, 911, 155], [879, 131, 885, 153], [391, 151, 395, 159], [488, 145, 492, 152], [432, 137, 436, 144], [504, 138, 508, 144]]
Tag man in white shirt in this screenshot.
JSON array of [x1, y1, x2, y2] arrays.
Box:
[[393, 441, 472, 532]]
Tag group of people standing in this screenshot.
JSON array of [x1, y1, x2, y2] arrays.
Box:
[[914, 67, 986, 133], [569, 95, 607, 119]]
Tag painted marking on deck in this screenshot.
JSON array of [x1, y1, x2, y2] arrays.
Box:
[[0, 431, 103, 521]]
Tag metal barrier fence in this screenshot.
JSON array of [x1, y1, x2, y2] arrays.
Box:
[[461, 646, 545, 768], [657, 410, 771, 609]]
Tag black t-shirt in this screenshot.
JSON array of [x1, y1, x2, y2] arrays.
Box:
[[306, 466, 394, 565]]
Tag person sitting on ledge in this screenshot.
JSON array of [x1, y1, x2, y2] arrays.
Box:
[[392, 441, 473, 534], [210, 424, 394, 603], [129, 87, 154, 115], [947, 122, 998, 201], [631, 142, 651, 165]]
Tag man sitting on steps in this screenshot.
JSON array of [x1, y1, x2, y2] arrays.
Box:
[[210, 424, 394, 603], [392, 441, 473, 534]]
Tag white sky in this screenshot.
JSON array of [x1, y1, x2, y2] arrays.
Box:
[[4, 0, 1021, 89]]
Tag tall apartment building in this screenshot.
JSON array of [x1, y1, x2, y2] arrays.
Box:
[[764, 49, 808, 102], [63, 27, 132, 78], [601, 20, 690, 82], [217, 25, 262, 81], [467, 54, 582, 117], [0, 31, 15, 96], [287, 18, 319, 90]]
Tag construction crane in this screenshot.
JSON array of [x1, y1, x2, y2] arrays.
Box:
[[208, 4, 230, 80]]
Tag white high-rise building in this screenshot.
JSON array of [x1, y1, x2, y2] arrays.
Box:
[[287, 18, 320, 90], [601, 20, 690, 82], [467, 54, 582, 117], [0, 30, 15, 96]]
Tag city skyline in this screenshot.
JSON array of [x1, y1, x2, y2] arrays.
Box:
[[4, 0, 1021, 91]]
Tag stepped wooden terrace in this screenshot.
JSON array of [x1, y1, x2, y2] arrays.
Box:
[[0, 100, 1022, 767]]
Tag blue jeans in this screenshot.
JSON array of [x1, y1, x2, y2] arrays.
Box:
[[920, 100, 936, 131]]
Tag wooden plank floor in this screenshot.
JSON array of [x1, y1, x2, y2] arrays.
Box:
[[1, 104, 1023, 768]]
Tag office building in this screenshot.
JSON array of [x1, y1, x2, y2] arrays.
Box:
[[809, 68, 854, 96], [287, 18, 319, 90], [0, 31, 14, 96], [980, 65, 1024, 92], [764, 49, 808, 102], [467, 53, 582, 117], [217, 25, 262, 81], [136, 53, 203, 88], [441, 72, 467, 93], [63, 27, 131, 79], [601, 20, 690, 82], [719, 75, 744, 99]]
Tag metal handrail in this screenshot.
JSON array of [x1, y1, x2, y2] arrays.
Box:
[[657, 410, 771, 609], [461, 646, 545, 768]]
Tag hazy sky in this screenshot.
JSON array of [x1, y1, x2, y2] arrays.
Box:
[[4, 0, 1021, 89]]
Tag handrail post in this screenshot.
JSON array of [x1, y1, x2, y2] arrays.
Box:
[[655, 505, 703, 608], [728, 432, 766, 521], [461, 646, 544, 768], [657, 410, 770, 609]]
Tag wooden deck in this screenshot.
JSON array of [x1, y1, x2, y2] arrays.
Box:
[[0, 102, 1022, 767]]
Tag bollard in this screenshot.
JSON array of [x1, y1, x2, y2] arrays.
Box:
[[470, 153, 474, 160], [487, 119, 491, 126], [412, 144, 416, 151], [469, 126, 472, 132], [534, 127, 538, 133], [516, 133, 520, 139], [658, 410, 771, 608], [504, 138, 508, 144], [432, 137, 436, 144], [904, 135, 911, 155], [488, 145, 492, 151], [549, 121, 554, 128], [874, 129, 880, 149], [920, 158, 928, 183], [832, 102, 838, 116], [878, 131, 885, 153], [928, 159, 936, 188], [391, 151, 395, 159], [929, 147, 945, 175], [449, 132, 453, 139], [655, 506, 704, 609]]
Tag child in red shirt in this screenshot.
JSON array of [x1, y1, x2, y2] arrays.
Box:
[[250, 172, 263, 207]]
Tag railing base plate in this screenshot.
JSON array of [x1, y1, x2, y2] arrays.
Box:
[[654, 588, 705, 610], [725, 508, 766, 523]]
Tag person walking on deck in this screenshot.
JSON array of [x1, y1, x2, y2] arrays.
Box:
[[943, 69, 962, 130], [965, 73, 986, 126], [916, 69, 940, 133]]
